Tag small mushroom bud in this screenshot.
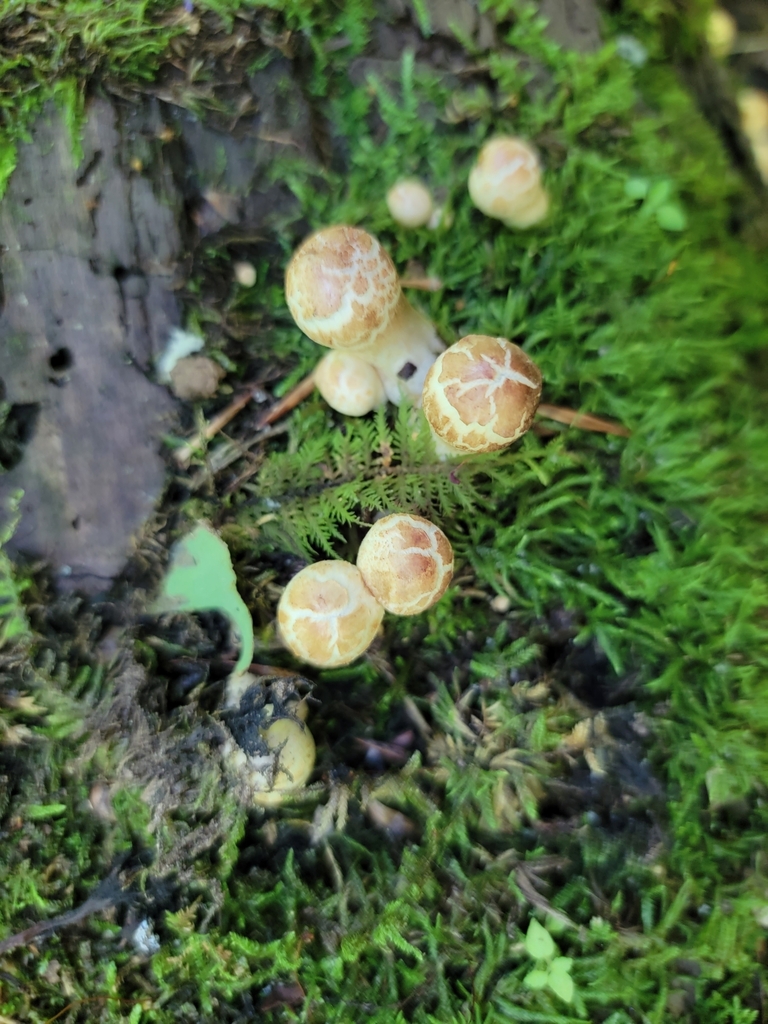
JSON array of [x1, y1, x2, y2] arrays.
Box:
[[314, 351, 387, 416], [357, 513, 454, 615], [706, 7, 737, 58], [468, 137, 549, 229], [222, 677, 316, 807], [285, 225, 444, 404], [386, 178, 433, 228], [422, 334, 542, 455], [277, 560, 385, 668], [233, 260, 257, 287]]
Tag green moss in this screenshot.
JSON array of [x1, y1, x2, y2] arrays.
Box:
[[1, 0, 768, 1021]]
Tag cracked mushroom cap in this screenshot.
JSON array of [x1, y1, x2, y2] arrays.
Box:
[[422, 335, 542, 454], [285, 225, 401, 351], [356, 513, 454, 615], [314, 351, 386, 416], [277, 560, 384, 668], [468, 137, 549, 229]]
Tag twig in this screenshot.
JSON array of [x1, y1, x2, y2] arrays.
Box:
[[175, 373, 316, 470], [0, 871, 132, 955], [399, 276, 443, 291], [537, 402, 630, 437], [254, 372, 316, 429], [174, 381, 266, 469]]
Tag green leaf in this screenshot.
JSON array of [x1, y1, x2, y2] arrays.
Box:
[[0, 137, 17, 201], [548, 964, 575, 1004], [26, 803, 67, 820], [523, 969, 549, 990], [152, 523, 254, 677], [644, 178, 673, 209], [525, 919, 556, 960], [624, 176, 649, 200], [656, 202, 687, 231]]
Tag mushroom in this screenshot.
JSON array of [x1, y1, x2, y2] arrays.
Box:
[[277, 560, 385, 668], [422, 334, 542, 455], [468, 137, 550, 229], [357, 513, 454, 615], [285, 225, 444, 404], [386, 178, 434, 228], [314, 351, 387, 416], [706, 7, 736, 58], [221, 675, 316, 807]]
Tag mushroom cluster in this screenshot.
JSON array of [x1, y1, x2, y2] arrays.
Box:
[[284, 135, 547, 432], [272, 135, 550, 694], [285, 225, 444, 408], [277, 513, 454, 668]]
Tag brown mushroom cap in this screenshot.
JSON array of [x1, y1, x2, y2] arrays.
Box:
[[468, 137, 549, 229], [285, 225, 401, 351], [422, 335, 542, 454], [356, 513, 454, 615], [277, 560, 384, 668]]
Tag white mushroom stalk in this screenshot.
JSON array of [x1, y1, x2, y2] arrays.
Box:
[[285, 225, 444, 405], [422, 334, 543, 456], [468, 137, 550, 229]]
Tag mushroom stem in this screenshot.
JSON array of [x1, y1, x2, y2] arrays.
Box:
[[353, 294, 444, 404]]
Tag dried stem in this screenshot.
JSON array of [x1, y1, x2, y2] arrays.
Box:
[[537, 403, 630, 437]]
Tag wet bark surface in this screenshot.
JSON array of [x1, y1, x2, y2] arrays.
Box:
[[0, 98, 181, 592]]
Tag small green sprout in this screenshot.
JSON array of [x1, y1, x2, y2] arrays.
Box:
[[523, 919, 575, 1004], [625, 176, 688, 231]]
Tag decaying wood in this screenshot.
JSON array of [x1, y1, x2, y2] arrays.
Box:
[[0, 98, 180, 592]]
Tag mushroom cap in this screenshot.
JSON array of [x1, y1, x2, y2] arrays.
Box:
[[422, 335, 542, 453], [386, 178, 434, 228], [738, 88, 768, 140], [357, 513, 454, 615], [250, 718, 316, 806], [706, 7, 736, 58], [468, 137, 549, 229], [285, 225, 401, 351], [277, 560, 384, 668], [314, 351, 386, 416]]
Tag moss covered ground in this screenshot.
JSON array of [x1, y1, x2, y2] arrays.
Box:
[[1, 0, 768, 1021]]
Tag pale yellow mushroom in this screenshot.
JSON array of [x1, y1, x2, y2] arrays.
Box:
[[285, 225, 444, 404], [277, 560, 384, 668], [468, 137, 549, 229], [706, 8, 737, 59], [422, 334, 542, 455], [738, 88, 768, 139], [357, 513, 454, 615], [386, 178, 434, 228], [221, 675, 316, 807], [314, 351, 387, 416]]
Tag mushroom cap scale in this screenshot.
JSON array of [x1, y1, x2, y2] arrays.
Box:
[[357, 513, 454, 616], [422, 335, 542, 454], [277, 560, 384, 668], [468, 137, 549, 229], [285, 225, 401, 351]]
